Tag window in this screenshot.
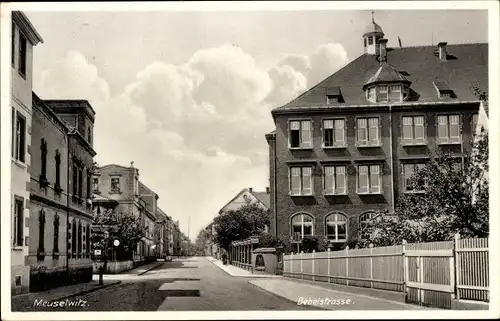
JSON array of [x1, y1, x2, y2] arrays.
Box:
[[93, 177, 99, 193], [291, 213, 314, 241], [368, 37, 373, 45], [325, 213, 347, 241], [357, 165, 381, 194], [389, 85, 401, 102], [367, 87, 376, 102], [86, 223, 91, 258], [53, 214, 60, 258], [86, 170, 91, 199], [323, 119, 345, 148], [357, 117, 380, 146], [377, 86, 388, 102], [110, 177, 120, 193], [324, 165, 346, 195], [403, 163, 426, 192], [402, 116, 425, 145], [290, 166, 313, 196], [13, 111, 26, 162], [289, 120, 312, 149], [437, 115, 461, 144], [11, 22, 15, 66], [13, 197, 24, 246], [326, 95, 338, 104], [37, 209, 46, 260], [77, 221, 82, 258], [40, 139, 49, 187], [18, 31, 27, 77], [87, 127, 92, 144], [359, 212, 375, 240], [472, 113, 479, 135], [78, 168, 83, 199], [55, 150, 62, 192], [72, 220, 77, 258], [72, 164, 78, 197]]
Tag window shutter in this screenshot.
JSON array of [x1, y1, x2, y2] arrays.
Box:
[[358, 165, 369, 193], [302, 167, 312, 195], [334, 119, 345, 146], [402, 116, 413, 143], [370, 165, 380, 193], [336, 166, 346, 194], [324, 166, 334, 194], [357, 118, 367, 146], [290, 121, 300, 130], [368, 118, 379, 146], [414, 116, 425, 144], [449, 115, 460, 143], [301, 121, 312, 148], [290, 167, 301, 195], [437, 115, 448, 143]]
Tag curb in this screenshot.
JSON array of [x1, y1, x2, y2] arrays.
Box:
[[247, 280, 323, 310], [51, 280, 122, 301], [138, 262, 164, 276]]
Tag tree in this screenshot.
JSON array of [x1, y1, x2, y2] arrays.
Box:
[[213, 204, 270, 251], [360, 131, 489, 247], [92, 208, 147, 260], [301, 236, 319, 253]]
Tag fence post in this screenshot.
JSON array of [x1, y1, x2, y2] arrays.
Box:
[[369, 243, 374, 288], [327, 248, 331, 283], [403, 239, 408, 298], [312, 250, 315, 281], [345, 246, 349, 286], [453, 233, 460, 300], [290, 252, 293, 277], [300, 251, 304, 280]]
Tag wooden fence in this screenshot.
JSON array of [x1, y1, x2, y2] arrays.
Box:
[[283, 235, 489, 309]]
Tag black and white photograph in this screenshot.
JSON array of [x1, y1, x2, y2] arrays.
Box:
[[1, 1, 498, 319]]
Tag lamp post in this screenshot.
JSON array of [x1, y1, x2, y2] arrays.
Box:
[[326, 241, 335, 252]]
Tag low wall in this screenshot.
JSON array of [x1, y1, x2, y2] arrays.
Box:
[[93, 260, 135, 274]]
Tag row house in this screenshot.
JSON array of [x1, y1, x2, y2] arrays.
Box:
[[10, 11, 43, 295], [266, 15, 488, 251], [137, 181, 159, 260]]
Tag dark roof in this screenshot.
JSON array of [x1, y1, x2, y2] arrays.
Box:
[[364, 62, 410, 88], [274, 43, 487, 112], [250, 191, 270, 209], [326, 86, 341, 96]]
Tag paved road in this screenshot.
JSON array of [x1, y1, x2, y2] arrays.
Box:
[[30, 257, 318, 311]]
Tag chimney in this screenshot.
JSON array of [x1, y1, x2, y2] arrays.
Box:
[[266, 187, 270, 194], [249, 187, 253, 193], [438, 42, 447, 61], [378, 39, 388, 62]]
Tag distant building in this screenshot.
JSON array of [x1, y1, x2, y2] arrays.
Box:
[[267, 15, 488, 251], [10, 11, 44, 295]]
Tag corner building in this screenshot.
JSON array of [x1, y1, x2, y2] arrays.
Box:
[[267, 16, 488, 251]]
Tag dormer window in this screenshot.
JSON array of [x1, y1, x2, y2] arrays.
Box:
[[366, 84, 406, 103], [326, 95, 338, 104], [377, 86, 388, 102], [433, 80, 456, 99], [325, 86, 343, 104]]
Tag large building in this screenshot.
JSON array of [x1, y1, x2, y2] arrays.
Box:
[[10, 11, 44, 295], [266, 16, 488, 251]]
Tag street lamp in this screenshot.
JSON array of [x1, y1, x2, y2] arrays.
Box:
[[326, 241, 335, 251]]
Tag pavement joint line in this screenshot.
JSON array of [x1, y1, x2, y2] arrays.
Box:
[[138, 262, 164, 276], [249, 279, 439, 309], [50, 280, 122, 302]]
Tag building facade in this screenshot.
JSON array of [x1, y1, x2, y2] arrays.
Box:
[[10, 11, 44, 295], [267, 17, 488, 251], [137, 181, 159, 260]]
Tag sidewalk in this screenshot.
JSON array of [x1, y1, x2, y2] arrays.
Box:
[[11, 279, 120, 312], [249, 278, 435, 310], [123, 261, 164, 275], [206, 256, 282, 278]]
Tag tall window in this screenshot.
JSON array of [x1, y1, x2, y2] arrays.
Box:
[[437, 114, 461, 144], [357, 117, 379, 146], [72, 163, 78, 196], [324, 165, 346, 195], [78, 168, 83, 199], [110, 177, 120, 193], [377, 86, 389, 102], [13, 197, 24, 246], [290, 166, 313, 196], [403, 163, 426, 192], [87, 126, 92, 144], [18, 31, 27, 77], [357, 165, 381, 194], [325, 213, 347, 241], [291, 213, 314, 241], [93, 177, 99, 192], [289, 120, 312, 149], [86, 169, 91, 199], [72, 220, 77, 258], [388, 85, 402, 102], [402, 116, 425, 145], [86, 223, 91, 258], [323, 119, 345, 147], [38, 209, 46, 259], [13, 111, 26, 162], [55, 150, 62, 192], [359, 212, 375, 240], [368, 37, 373, 45], [53, 214, 60, 258], [11, 22, 15, 65], [40, 139, 48, 186], [472, 113, 479, 136]]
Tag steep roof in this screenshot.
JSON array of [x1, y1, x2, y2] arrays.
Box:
[[273, 43, 487, 113], [249, 191, 270, 209], [363, 62, 410, 88]]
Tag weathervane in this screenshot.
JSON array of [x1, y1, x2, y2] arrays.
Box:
[[371, 10, 375, 23]]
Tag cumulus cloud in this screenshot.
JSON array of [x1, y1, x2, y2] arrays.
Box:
[[34, 41, 348, 235]]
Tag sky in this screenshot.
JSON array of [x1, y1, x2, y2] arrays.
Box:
[[23, 7, 488, 240]]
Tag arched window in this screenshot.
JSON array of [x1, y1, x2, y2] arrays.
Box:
[[37, 209, 46, 259], [72, 219, 77, 258], [291, 213, 314, 241], [359, 211, 376, 240], [325, 212, 348, 242], [53, 213, 60, 257]]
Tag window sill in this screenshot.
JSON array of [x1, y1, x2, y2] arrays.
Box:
[[12, 158, 27, 169], [324, 193, 348, 196], [404, 190, 426, 195], [12, 246, 24, 251], [357, 192, 383, 196], [323, 145, 346, 150], [109, 190, 122, 195], [289, 147, 314, 151], [54, 185, 63, 194], [402, 142, 428, 147], [18, 70, 27, 80], [39, 177, 50, 188], [438, 141, 462, 146], [289, 193, 314, 197], [356, 144, 381, 148]]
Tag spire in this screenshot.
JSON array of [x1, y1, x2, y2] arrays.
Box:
[[372, 10, 375, 23]]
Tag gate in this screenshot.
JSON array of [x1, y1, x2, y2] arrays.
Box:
[[404, 241, 455, 309]]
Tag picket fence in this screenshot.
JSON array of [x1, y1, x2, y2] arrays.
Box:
[[283, 235, 489, 309]]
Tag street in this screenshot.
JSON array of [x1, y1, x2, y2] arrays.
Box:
[[24, 257, 318, 311]]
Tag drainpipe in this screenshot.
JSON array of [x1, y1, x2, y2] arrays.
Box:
[[273, 136, 278, 237], [389, 105, 395, 213]]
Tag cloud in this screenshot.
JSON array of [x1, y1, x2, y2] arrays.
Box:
[[34, 41, 349, 237]]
